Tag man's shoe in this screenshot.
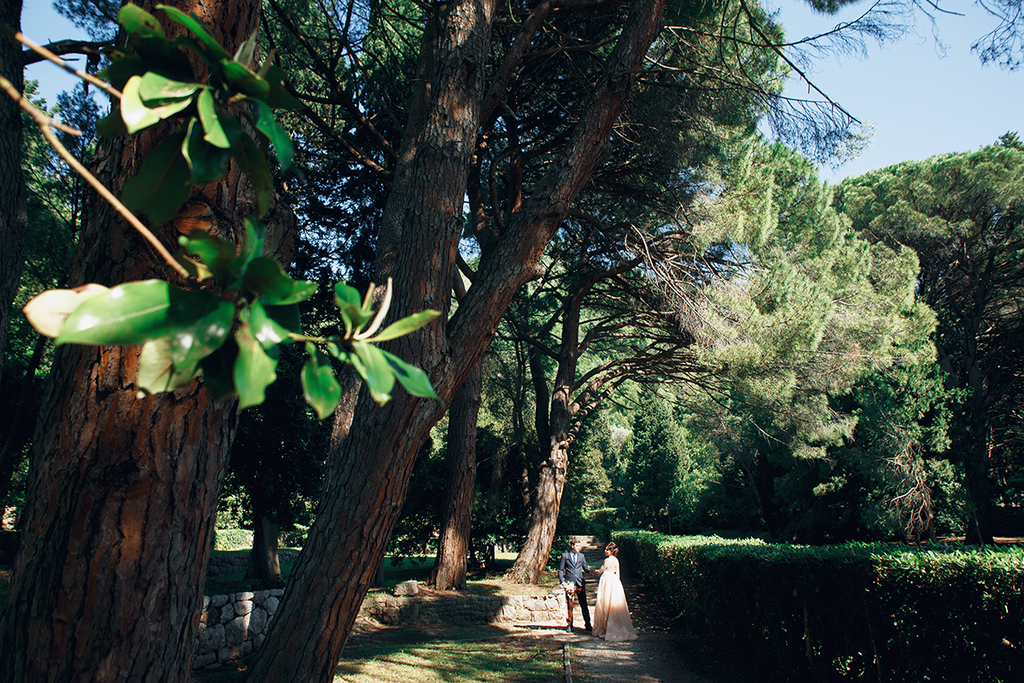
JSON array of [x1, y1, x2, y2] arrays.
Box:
[[585, 625, 592, 632]]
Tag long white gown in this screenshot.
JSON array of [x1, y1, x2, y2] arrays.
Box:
[[592, 555, 637, 642]]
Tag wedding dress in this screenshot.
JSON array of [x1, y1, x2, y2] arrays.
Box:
[[592, 555, 637, 642]]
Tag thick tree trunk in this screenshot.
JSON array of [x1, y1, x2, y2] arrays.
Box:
[[248, 2, 665, 680], [507, 438, 570, 583], [0, 2, 294, 680], [431, 360, 483, 590], [0, 0, 27, 387], [245, 505, 283, 583]]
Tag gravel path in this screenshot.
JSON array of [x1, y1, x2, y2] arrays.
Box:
[[568, 634, 715, 683]]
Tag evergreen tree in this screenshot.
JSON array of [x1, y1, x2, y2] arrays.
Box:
[[835, 140, 1024, 543], [623, 392, 684, 532]]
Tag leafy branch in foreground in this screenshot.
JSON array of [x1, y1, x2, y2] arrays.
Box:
[[16, 3, 440, 414]]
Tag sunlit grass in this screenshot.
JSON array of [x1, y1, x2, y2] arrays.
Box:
[[334, 628, 561, 683]]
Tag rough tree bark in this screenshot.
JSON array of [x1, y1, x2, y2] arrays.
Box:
[[430, 359, 483, 590], [0, 0, 27, 387], [247, 1, 666, 681], [0, 1, 296, 680], [245, 500, 283, 582]]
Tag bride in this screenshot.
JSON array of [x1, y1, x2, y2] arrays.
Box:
[[592, 542, 638, 642]]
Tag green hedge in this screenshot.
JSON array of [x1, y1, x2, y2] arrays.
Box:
[[614, 530, 1024, 682], [211, 528, 253, 552]]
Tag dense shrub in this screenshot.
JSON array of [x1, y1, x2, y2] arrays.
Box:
[[614, 531, 1024, 682], [211, 528, 254, 552]]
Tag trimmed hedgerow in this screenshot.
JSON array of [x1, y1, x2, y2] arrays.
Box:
[[614, 531, 1024, 682]]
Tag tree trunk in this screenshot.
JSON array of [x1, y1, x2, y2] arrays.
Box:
[[0, 2, 296, 680], [0, 334, 47, 507], [431, 360, 483, 590], [247, 2, 665, 680], [508, 277, 591, 583], [506, 439, 570, 583], [245, 504, 283, 583], [0, 0, 27, 387]]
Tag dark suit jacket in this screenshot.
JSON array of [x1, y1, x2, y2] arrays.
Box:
[[558, 549, 590, 587]]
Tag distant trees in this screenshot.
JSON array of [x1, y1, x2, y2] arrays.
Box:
[[622, 392, 685, 532], [834, 139, 1024, 543], [670, 140, 938, 543]]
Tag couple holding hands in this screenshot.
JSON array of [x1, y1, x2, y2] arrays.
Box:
[[557, 539, 637, 642]]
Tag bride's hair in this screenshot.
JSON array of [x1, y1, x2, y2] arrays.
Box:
[[605, 542, 618, 556]]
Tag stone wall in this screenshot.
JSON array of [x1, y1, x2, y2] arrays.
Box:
[[194, 589, 284, 669], [361, 591, 566, 627], [206, 550, 299, 576], [192, 585, 565, 669]]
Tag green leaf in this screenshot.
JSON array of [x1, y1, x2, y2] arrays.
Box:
[[243, 262, 315, 305], [167, 292, 235, 369], [137, 338, 200, 396], [268, 279, 318, 306], [262, 303, 302, 334], [235, 218, 266, 272], [178, 229, 237, 285], [57, 280, 177, 345], [301, 344, 342, 419], [56, 281, 236, 356], [232, 133, 273, 218], [219, 59, 270, 99], [137, 71, 200, 105], [98, 52, 150, 91], [196, 88, 230, 148], [367, 309, 441, 342], [242, 257, 294, 300], [251, 99, 294, 170], [156, 4, 230, 61], [352, 340, 395, 405], [233, 322, 278, 409], [118, 4, 165, 39], [96, 110, 128, 138], [380, 348, 439, 400], [182, 118, 231, 185], [333, 282, 362, 308], [121, 131, 191, 224], [246, 301, 292, 349], [22, 284, 110, 338], [333, 282, 372, 335], [260, 64, 304, 110], [121, 75, 193, 133], [233, 28, 259, 68], [199, 335, 238, 401]]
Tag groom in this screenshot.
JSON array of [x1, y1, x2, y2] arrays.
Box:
[[558, 539, 592, 633]]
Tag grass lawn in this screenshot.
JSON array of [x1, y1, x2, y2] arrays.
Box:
[[193, 625, 563, 683], [332, 626, 562, 683]]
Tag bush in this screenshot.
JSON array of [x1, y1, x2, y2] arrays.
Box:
[[585, 507, 626, 540], [211, 528, 253, 552], [280, 524, 308, 548], [614, 530, 1024, 682]]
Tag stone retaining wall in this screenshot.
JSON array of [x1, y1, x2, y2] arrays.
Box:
[[194, 589, 284, 669], [193, 586, 565, 669], [206, 551, 299, 576], [361, 591, 566, 627]]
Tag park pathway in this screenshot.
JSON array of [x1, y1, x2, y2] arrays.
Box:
[[560, 536, 717, 683]]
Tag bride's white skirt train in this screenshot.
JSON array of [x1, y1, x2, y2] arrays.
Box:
[[592, 569, 637, 642]]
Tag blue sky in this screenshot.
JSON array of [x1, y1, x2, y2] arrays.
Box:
[[772, 1, 1023, 182], [19, 0, 1024, 184]]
